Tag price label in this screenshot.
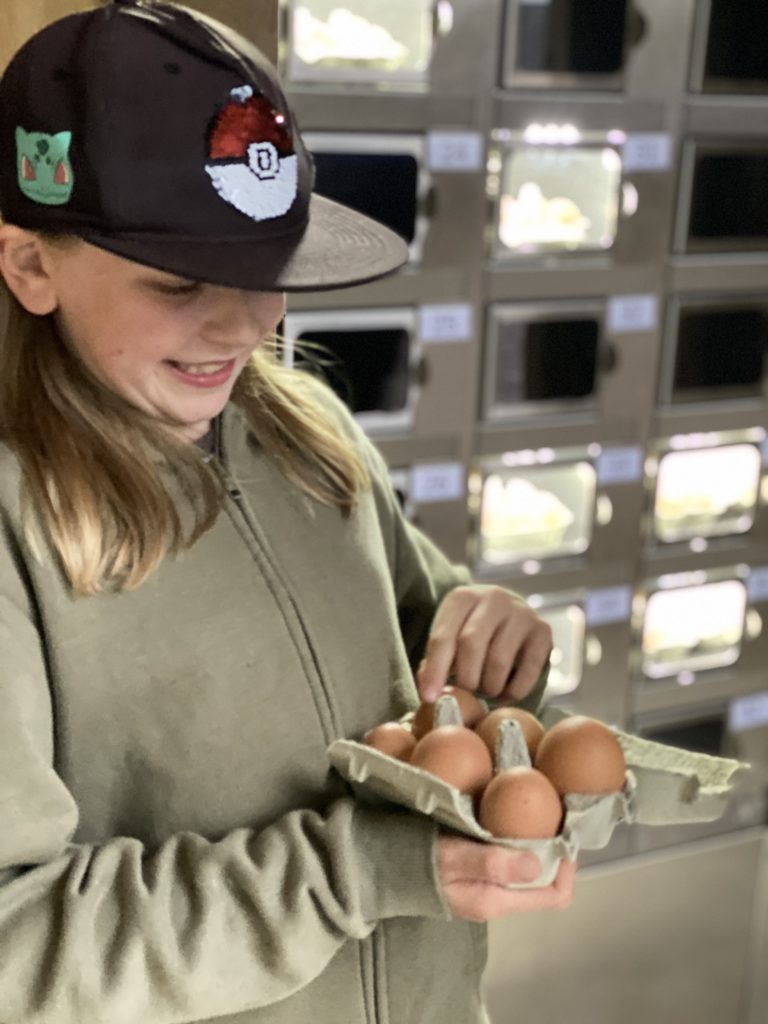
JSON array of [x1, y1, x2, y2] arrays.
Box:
[[729, 692, 768, 733], [607, 294, 658, 335], [597, 447, 645, 486], [585, 585, 633, 627], [747, 566, 768, 603], [410, 463, 465, 504], [419, 304, 473, 343], [427, 132, 484, 173], [623, 133, 673, 173]]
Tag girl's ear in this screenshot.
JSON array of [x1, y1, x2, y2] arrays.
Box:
[[0, 225, 59, 315]]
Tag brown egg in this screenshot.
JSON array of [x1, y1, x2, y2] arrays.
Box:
[[362, 722, 417, 763], [534, 715, 627, 797], [410, 725, 493, 797], [474, 708, 545, 761], [411, 686, 486, 740], [478, 767, 563, 839]]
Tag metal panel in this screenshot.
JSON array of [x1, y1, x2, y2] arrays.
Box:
[[483, 830, 765, 1024]]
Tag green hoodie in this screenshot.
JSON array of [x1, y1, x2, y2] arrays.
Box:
[[0, 379, 545, 1024]]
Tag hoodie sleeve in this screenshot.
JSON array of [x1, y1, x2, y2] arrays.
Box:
[[0, 529, 450, 1024]]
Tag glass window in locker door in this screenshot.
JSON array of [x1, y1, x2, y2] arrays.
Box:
[[292, 327, 411, 415], [641, 579, 747, 679], [639, 714, 727, 759], [285, 0, 434, 83], [687, 149, 768, 250], [493, 143, 622, 256], [537, 604, 586, 698], [700, 0, 768, 93], [311, 150, 419, 245], [511, 0, 628, 75], [477, 461, 596, 566], [653, 443, 763, 544], [492, 316, 599, 406], [672, 308, 767, 403]]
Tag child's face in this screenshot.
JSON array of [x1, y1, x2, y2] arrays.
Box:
[[46, 241, 286, 441]]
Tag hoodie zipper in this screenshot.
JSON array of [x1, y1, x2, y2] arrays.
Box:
[[211, 418, 380, 1022], [219, 475, 343, 742]]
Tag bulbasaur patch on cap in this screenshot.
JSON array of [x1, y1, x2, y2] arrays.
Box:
[[205, 86, 297, 222], [16, 128, 74, 205]]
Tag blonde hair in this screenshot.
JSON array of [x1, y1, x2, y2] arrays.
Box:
[[0, 238, 369, 598]]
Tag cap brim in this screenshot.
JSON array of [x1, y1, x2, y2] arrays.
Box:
[[78, 194, 409, 292]]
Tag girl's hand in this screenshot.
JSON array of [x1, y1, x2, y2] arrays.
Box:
[[417, 585, 553, 704], [437, 836, 576, 921]]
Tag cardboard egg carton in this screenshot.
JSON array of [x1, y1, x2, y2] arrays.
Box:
[[328, 699, 747, 888]]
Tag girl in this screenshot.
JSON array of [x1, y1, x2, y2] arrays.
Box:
[[0, 3, 575, 1022]]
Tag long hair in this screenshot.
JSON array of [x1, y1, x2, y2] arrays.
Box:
[[0, 240, 369, 598]]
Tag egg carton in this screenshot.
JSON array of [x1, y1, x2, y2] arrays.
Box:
[[328, 698, 747, 888]]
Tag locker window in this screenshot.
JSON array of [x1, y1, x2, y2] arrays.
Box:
[[295, 327, 411, 414], [641, 580, 747, 679], [689, 153, 768, 241], [311, 151, 419, 243], [674, 309, 767, 396], [494, 317, 599, 404], [704, 0, 768, 89], [642, 717, 725, 758], [515, 0, 628, 75]]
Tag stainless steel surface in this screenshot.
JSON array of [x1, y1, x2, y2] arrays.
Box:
[[483, 830, 766, 1024]]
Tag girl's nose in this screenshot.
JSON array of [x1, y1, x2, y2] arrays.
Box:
[[202, 288, 277, 344]]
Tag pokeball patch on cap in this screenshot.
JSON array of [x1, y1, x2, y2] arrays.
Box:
[[206, 86, 298, 222], [15, 127, 74, 206]]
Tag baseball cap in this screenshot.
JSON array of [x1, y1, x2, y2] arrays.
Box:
[[0, 0, 409, 292]]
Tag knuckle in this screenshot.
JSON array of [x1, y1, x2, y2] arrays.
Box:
[[484, 650, 511, 675], [426, 631, 450, 652]]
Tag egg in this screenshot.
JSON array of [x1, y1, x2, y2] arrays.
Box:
[[534, 715, 627, 796], [474, 707, 545, 761], [410, 725, 493, 797], [478, 767, 563, 839], [362, 722, 417, 762], [411, 685, 486, 740]]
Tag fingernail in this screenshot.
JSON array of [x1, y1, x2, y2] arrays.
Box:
[[422, 684, 441, 703]]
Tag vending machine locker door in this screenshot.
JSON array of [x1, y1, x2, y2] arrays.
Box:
[[690, 0, 768, 95], [659, 297, 768, 407]]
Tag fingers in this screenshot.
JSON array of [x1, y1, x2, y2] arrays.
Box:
[[418, 586, 553, 703], [438, 834, 542, 887], [438, 836, 577, 922], [417, 588, 476, 701], [500, 628, 553, 702]]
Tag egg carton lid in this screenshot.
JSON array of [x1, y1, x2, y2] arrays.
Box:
[[328, 702, 748, 888]]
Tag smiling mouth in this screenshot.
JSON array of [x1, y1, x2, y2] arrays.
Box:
[[166, 360, 233, 376]]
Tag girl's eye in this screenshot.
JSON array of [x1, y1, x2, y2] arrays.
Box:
[[153, 281, 202, 297]]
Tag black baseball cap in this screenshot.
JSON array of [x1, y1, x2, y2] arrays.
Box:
[[0, 0, 409, 291]]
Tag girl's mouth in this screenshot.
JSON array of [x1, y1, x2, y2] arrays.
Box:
[[164, 358, 237, 388]]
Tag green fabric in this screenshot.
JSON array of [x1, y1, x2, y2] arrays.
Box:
[[15, 128, 74, 205], [0, 379, 542, 1023]]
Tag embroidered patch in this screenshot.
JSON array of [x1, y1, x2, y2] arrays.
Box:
[[16, 127, 74, 205], [205, 86, 298, 222]]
